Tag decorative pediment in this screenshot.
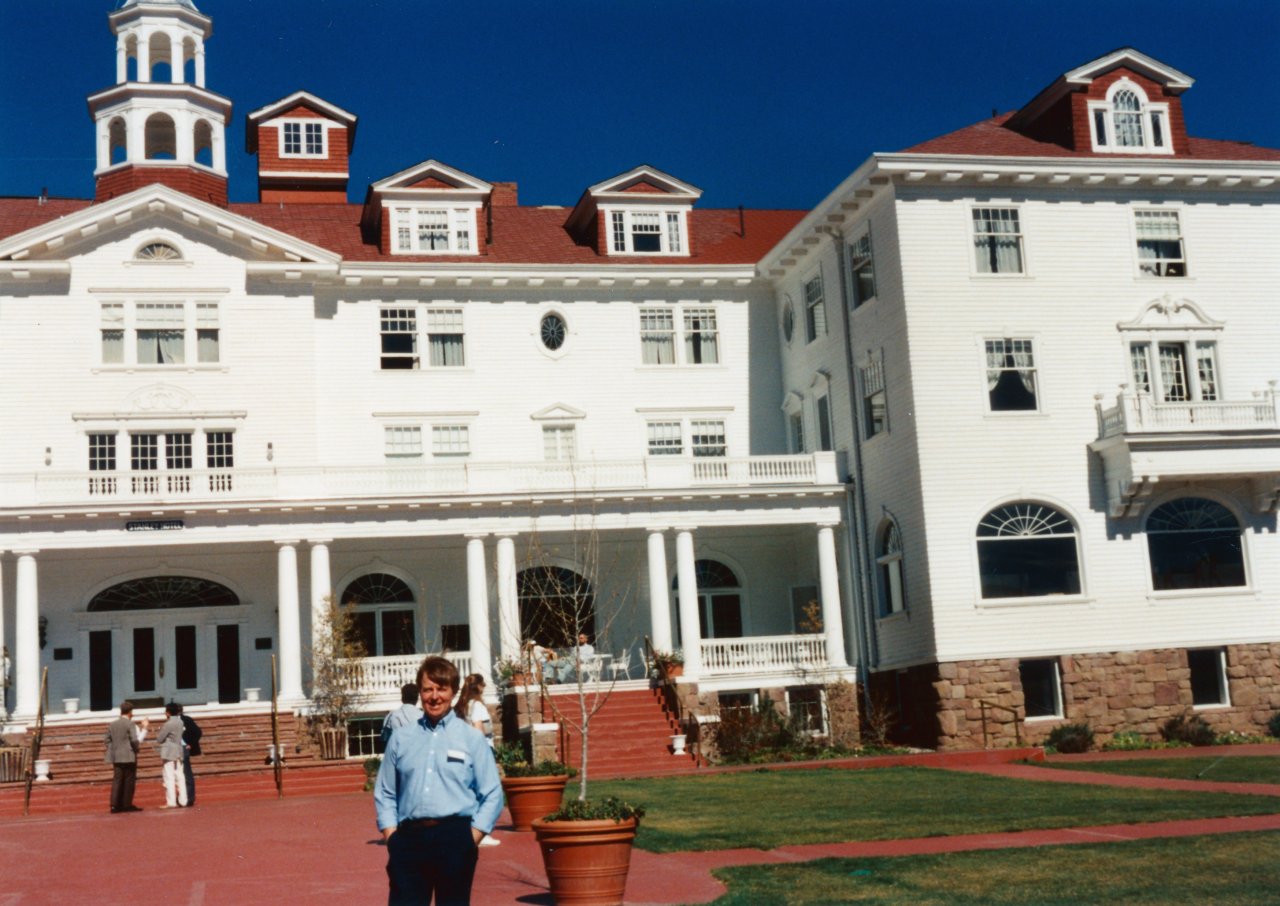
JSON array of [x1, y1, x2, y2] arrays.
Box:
[[72, 382, 247, 422], [586, 165, 702, 201], [128, 383, 196, 413], [0, 184, 340, 267], [370, 160, 493, 198], [1063, 49, 1194, 93], [530, 403, 586, 422], [1118, 295, 1224, 332], [781, 392, 804, 413], [246, 90, 359, 153]]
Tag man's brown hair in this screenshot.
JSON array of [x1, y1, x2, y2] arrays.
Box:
[[416, 655, 459, 693]]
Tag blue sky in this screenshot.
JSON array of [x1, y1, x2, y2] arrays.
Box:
[[1, 0, 1277, 209]]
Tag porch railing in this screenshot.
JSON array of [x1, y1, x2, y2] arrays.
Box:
[[1097, 388, 1279, 438], [9, 452, 839, 509], [700, 634, 828, 676], [336, 652, 473, 700]]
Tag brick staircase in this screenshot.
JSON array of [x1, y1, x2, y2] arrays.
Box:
[[543, 686, 704, 779], [0, 711, 366, 818]]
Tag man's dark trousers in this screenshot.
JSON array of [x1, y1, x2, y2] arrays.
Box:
[[110, 763, 137, 812], [386, 816, 478, 906]]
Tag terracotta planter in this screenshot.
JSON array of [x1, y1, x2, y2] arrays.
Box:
[[316, 726, 348, 760], [533, 816, 638, 906], [659, 663, 683, 681], [502, 773, 569, 831]]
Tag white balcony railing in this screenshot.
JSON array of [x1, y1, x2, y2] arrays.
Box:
[[1097, 388, 1279, 438], [337, 652, 474, 700], [700, 634, 828, 676], [6, 453, 840, 509]]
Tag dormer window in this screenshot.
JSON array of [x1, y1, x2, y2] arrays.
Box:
[[1088, 81, 1172, 154], [391, 207, 476, 255], [608, 209, 687, 255], [281, 121, 325, 157]]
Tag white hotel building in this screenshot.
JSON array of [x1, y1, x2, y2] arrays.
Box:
[[0, 1, 1276, 750]]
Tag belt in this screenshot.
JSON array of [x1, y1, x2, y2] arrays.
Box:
[[400, 816, 466, 830]]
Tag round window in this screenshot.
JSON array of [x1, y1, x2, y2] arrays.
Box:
[[782, 295, 795, 343], [540, 312, 567, 351]]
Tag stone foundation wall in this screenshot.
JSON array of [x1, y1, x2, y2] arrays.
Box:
[[921, 642, 1280, 750]]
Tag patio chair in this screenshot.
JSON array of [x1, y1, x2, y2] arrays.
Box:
[[608, 649, 633, 680]]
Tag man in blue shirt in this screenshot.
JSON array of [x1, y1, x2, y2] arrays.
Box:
[[380, 682, 423, 747], [374, 656, 503, 905]]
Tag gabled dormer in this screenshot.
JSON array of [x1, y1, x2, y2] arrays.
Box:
[[1005, 48, 1194, 156], [564, 165, 702, 257], [361, 160, 496, 256], [246, 91, 357, 203]]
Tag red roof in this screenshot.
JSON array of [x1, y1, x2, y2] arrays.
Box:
[[0, 197, 803, 265], [903, 113, 1280, 161]]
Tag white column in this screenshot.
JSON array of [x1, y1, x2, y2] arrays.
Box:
[[195, 46, 205, 87], [276, 541, 303, 702], [646, 530, 673, 652], [116, 38, 127, 84], [128, 110, 146, 164], [13, 551, 39, 719], [211, 123, 226, 173], [674, 530, 701, 679], [308, 540, 332, 664], [496, 536, 519, 661], [169, 31, 183, 84], [137, 31, 151, 83], [817, 525, 848, 668], [174, 110, 194, 166], [466, 536, 492, 682]]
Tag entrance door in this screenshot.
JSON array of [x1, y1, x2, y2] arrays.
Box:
[[89, 630, 113, 712], [128, 618, 201, 703]]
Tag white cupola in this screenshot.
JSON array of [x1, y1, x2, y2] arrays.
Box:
[[87, 0, 233, 205]]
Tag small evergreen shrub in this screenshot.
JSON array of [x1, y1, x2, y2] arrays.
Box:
[[1161, 712, 1216, 747], [545, 796, 644, 823], [1103, 731, 1152, 751], [1045, 722, 1094, 754], [712, 701, 793, 764], [1269, 712, 1280, 740]]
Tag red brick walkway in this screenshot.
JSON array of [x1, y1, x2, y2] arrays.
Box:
[[0, 745, 1276, 905]]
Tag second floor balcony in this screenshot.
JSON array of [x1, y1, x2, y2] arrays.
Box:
[[1, 452, 842, 511]]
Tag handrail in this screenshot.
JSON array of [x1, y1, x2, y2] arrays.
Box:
[[270, 655, 283, 799], [23, 667, 48, 816], [977, 698, 1022, 749], [645, 634, 688, 737]]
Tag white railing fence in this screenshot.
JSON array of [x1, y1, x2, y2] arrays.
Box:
[[336, 652, 474, 700], [700, 634, 828, 676], [1098, 388, 1279, 437]]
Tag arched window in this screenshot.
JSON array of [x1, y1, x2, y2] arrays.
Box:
[[518, 566, 593, 648], [877, 521, 905, 616], [1146, 498, 1245, 591], [136, 241, 182, 261], [145, 113, 176, 160], [341, 573, 417, 657], [672, 559, 743, 638], [1113, 89, 1145, 147], [89, 575, 238, 611], [977, 503, 1081, 599], [1090, 81, 1169, 153], [193, 119, 213, 167], [148, 32, 173, 82], [109, 117, 128, 165]]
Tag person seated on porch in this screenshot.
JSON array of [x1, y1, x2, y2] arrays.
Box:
[[570, 632, 596, 681], [524, 639, 559, 684]]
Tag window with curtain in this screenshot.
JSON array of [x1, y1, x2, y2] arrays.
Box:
[[985, 338, 1038, 411], [804, 273, 826, 341], [640, 308, 676, 364], [1089, 83, 1170, 154], [426, 308, 465, 366], [849, 231, 876, 308], [1146, 497, 1245, 591], [1135, 211, 1186, 277], [683, 308, 719, 364], [135, 303, 185, 364], [196, 303, 219, 363], [977, 502, 1081, 599], [972, 208, 1024, 274], [690, 419, 727, 457], [101, 303, 124, 364], [1129, 340, 1218, 403], [860, 359, 887, 437], [390, 207, 477, 254], [609, 209, 688, 255], [646, 421, 682, 455], [1113, 89, 1145, 146]]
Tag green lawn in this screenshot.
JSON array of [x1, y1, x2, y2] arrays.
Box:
[[1043, 756, 1280, 785], [701, 831, 1280, 905], [591, 767, 1279, 853]]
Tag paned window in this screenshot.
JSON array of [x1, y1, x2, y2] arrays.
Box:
[[804, 273, 826, 342], [646, 421, 683, 456], [608, 209, 688, 255], [89, 433, 118, 495], [815, 394, 833, 452], [972, 208, 1024, 274], [786, 687, 828, 736], [1146, 497, 1245, 591], [539, 313, 567, 352], [860, 359, 887, 437], [341, 573, 417, 658], [878, 521, 905, 616], [101, 303, 124, 364], [136, 303, 186, 364], [849, 232, 877, 308], [1135, 211, 1186, 276], [426, 308, 465, 367], [196, 303, 219, 363], [102, 301, 220, 367], [1188, 648, 1229, 707], [431, 425, 470, 456], [282, 122, 325, 156], [1129, 341, 1218, 402], [690, 419, 727, 457], [543, 425, 576, 461], [789, 410, 805, 453], [385, 426, 423, 459], [683, 308, 719, 364], [379, 308, 418, 369], [977, 503, 1081, 599], [1090, 83, 1171, 154], [985, 338, 1038, 411], [390, 207, 476, 254], [206, 430, 234, 492], [1019, 659, 1063, 719], [640, 309, 676, 364]]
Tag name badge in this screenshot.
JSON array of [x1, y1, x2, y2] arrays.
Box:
[[446, 749, 468, 764]]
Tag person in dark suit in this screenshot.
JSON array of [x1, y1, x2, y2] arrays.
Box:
[[104, 701, 147, 813], [179, 704, 203, 808]]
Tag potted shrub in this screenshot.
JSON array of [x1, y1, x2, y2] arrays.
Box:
[[307, 596, 366, 760], [495, 741, 573, 831], [651, 649, 684, 681]]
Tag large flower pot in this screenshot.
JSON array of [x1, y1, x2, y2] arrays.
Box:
[[502, 773, 569, 831], [316, 726, 348, 760], [660, 663, 683, 681], [532, 816, 638, 906]]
